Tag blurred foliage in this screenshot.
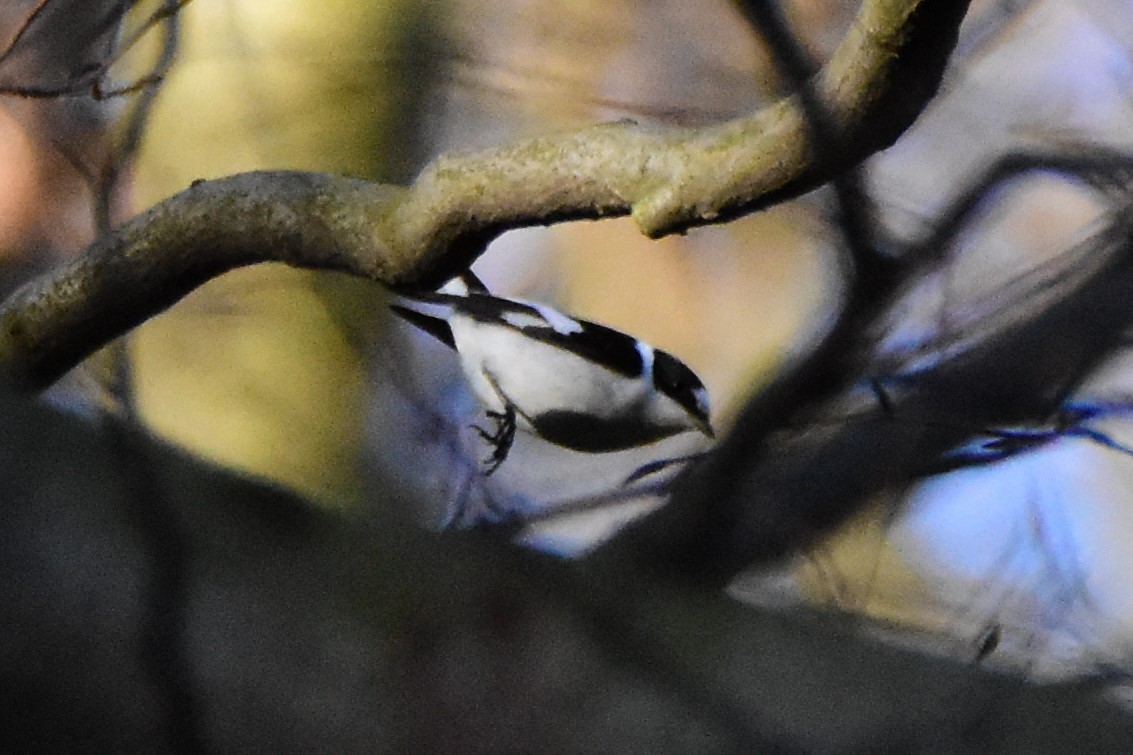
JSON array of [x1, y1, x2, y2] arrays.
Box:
[[9, 0, 1133, 679], [130, 0, 441, 506]]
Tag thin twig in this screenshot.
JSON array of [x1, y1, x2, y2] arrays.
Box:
[[96, 0, 186, 233]]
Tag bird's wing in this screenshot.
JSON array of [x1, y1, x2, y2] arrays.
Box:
[[446, 295, 645, 378], [394, 290, 649, 380]]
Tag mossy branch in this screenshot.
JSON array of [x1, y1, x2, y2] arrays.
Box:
[[0, 0, 969, 391]]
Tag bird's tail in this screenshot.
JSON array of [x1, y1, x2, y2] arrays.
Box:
[[389, 302, 456, 349], [389, 270, 490, 349]]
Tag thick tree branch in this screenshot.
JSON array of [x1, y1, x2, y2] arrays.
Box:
[[0, 173, 403, 390], [0, 0, 969, 391]]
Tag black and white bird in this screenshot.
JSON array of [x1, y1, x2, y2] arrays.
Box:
[[391, 273, 713, 473]]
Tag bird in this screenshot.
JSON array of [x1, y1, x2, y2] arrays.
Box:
[[390, 272, 714, 473]]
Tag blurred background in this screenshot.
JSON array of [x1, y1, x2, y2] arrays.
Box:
[[4, 0, 1133, 679]]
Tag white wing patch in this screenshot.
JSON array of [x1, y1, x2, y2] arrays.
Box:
[[501, 302, 584, 335], [501, 309, 549, 331], [530, 302, 583, 335]]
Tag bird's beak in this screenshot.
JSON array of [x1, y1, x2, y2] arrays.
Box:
[[696, 416, 715, 439]]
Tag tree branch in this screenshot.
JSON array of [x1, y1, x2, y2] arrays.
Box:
[[0, 0, 969, 391]]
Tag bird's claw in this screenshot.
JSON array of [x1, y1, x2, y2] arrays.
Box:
[[472, 405, 516, 475]]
